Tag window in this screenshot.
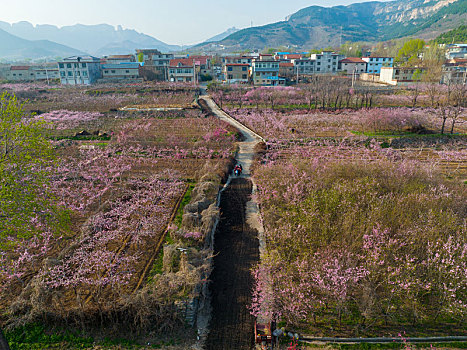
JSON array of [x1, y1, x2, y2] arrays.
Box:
[[256, 72, 260, 76], [59, 63, 64, 68], [111, 70, 116, 74], [67, 63, 72, 68], [105, 70, 109, 73], [68, 71, 72, 76], [126, 70, 130, 73], [60, 71, 65, 77], [228, 66, 233, 71], [242, 74, 247, 79], [82, 63, 87, 68], [228, 74, 233, 79], [242, 67, 247, 71], [83, 71, 87, 76], [317, 68, 320, 71]]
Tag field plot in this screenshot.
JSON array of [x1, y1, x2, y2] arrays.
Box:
[[0, 82, 197, 113], [216, 85, 467, 339], [0, 83, 237, 347]]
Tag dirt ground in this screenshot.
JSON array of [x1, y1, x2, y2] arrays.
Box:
[[204, 178, 260, 350]]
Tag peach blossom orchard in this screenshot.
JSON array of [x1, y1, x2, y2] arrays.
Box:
[[212, 83, 467, 335]]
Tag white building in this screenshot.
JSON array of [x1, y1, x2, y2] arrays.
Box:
[[362, 57, 394, 74], [445, 44, 467, 59], [309, 51, 344, 74], [294, 58, 316, 75], [102, 63, 141, 81], [251, 58, 284, 86], [380, 67, 426, 86], [58, 56, 102, 85], [339, 57, 367, 75]]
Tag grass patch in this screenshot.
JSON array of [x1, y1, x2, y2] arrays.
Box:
[[174, 183, 196, 228], [147, 182, 195, 282], [5, 324, 180, 349]]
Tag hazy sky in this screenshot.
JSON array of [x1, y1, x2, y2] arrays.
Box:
[[1, 0, 390, 45]]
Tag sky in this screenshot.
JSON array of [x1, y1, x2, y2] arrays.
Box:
[[1, 0, 390, 45]]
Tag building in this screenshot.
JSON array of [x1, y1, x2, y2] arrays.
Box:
[[310, 51, 344, 74], [362, 57, 394, 74], [101, 63, 141, 81], [0, 65, 59, 82], [168, 58, 196, 83], [380, 67, 426, 85], [33, 67, 60, 81], [445, 44, 467, 60], [102, 55, 136, 64], [294, 58, 316, 75], [224, 63, 249, 83], [441, 59, 467, 85], [222, 56, 253, 65], [3, 66, 34, 81], [135, 49, 174, 81], [279, 62, 295, 80], [339, 57, 367, 75], [58, 56, 102, 85], [191, 55, 212, 77], [251, 58, 284, 86]]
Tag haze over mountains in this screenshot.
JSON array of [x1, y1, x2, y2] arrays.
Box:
[[0, 21, 181, 59], [1, 0, 466, 60], [0, 28, 83, 60]]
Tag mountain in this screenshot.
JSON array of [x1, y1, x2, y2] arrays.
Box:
[[194, 0, 467, 51], [435, 25, 467, 43], [204, 27, 240, 43], [0, 22, 181, 56], [0, 28, 84, 60]]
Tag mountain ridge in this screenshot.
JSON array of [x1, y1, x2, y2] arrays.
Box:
[[193, 0, 467, 52], [0, 21, 181, 56], [0, 28, 84, 61]]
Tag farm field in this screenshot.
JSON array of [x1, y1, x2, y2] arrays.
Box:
[[0, 82, 238, 349], [211, 84, 467, 340], [1, 80, 466, 349]]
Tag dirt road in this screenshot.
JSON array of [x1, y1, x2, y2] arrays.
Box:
[[204, 178, 259, 350], [198, 95, 264, 350]]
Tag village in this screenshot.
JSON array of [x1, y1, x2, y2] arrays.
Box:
[[0, 43, 466, 87]]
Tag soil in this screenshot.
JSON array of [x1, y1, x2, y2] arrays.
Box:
[[204, 178, 259, 350]]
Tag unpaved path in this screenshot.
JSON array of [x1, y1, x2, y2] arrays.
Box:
[[199, 96, 265, 350]]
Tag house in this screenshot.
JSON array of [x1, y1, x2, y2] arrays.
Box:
[[339, 57, 367, 75], [279, 62, 295, 80], [135, 49, 174, 81], [445, 44, 467, 60], [58, 56, 102, 85], [190, 55, 212, 77], [309, 51, 344, 74], [380, 67, 426, 85], [102, 55, 136, 64], [294, 58, 316, 75], [3, 66, 34, 81], [222, 56, 253, 65], [101, 63, 141, 81], [0, 65, 60, 82], [33, 67, 60, 81], [224, 63, 249, 83], [362, 57, 394, 74], [251, 58, 284, 86], [168, 58, 196, 83], [441, 59, 467, 85]]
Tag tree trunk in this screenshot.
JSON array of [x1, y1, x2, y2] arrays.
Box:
[[441, 117, 447, 134], [0, 328, 10, 350]]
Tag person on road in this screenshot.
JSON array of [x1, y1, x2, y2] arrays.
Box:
[[234, 164, 243, 177]]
